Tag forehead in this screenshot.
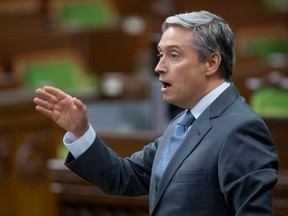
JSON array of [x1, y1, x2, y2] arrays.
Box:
[[158, 26, 194, 50]]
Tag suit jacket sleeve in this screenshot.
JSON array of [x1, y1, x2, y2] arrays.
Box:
[[218, 117, 278, 215], [65, 135, 158, 196]]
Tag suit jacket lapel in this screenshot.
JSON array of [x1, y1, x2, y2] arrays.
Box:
[[151, 114, 212, 211], [150, 84, 240, 214]]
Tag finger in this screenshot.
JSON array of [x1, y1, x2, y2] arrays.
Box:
[[33, 97, 54, 110], [35, 87, 59, 104], [73, 97, 86, 111], [35, 104, 53, 118], [43, 86, 71, 101]]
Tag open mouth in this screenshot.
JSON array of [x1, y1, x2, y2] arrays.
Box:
[[161, 81, 171, 89]]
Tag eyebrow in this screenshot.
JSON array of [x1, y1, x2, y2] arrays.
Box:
[[157, 44, 181, 51]]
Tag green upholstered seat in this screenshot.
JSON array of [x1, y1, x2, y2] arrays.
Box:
[[23, 59, 98, 94], [251, 86, 288, 117], [59, 0, 118, 29], [245, 37, 288, 60]]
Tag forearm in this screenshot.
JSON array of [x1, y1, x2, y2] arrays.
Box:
[[65, 135, 152, 196]]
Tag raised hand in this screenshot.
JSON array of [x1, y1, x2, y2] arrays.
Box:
[[34, 86, 89, 138]]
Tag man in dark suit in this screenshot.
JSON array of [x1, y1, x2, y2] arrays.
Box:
[[34, 11, 278, 215]]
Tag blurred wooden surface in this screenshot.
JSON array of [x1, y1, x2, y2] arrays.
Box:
[[264, 118, 288, 169], [274, 169, 288, 216], [0, 90, 64, 216], [48, 159, 150, 215]]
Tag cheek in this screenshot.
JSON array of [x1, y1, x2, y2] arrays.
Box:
[[179, 69, 204, 94], [175, 76, 196, 99], [180, 70, 198, 87], [172, 61, 205, 91]]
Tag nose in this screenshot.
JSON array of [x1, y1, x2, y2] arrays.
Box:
[[154, 57, 167, 75]]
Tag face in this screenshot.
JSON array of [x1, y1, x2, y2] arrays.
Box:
[[155, 26, 209, 109]]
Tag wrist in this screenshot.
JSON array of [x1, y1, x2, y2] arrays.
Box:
[[73, 123, 90, 139]]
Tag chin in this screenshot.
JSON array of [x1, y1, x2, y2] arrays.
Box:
[[166, 100, 178, 107], [163, 97, 171, 104], [163, 96, 180, 107]]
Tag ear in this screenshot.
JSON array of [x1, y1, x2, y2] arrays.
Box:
[[205, 53, 221, 76]]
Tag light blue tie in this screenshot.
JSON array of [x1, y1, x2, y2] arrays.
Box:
[[155, 110, 195, 187]]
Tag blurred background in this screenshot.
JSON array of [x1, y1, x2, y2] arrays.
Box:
[[0, 0, 287, 215]]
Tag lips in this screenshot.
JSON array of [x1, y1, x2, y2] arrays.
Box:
[[160, 80, 171, 90], [162, 82, 171, 88]]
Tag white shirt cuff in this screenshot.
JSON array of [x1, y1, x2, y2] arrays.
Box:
[[63, 124, 96, 159]]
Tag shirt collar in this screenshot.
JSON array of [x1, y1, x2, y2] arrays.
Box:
[[189, 82, 231, 119]]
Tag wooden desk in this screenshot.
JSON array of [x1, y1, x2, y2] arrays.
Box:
[[274, 169, 288, 216], [47, 159, 149, 216], [264, 117, 288, 169], [0, 89, 64, 216]]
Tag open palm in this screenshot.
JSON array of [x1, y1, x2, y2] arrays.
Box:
[[34, 86, 89, 138]]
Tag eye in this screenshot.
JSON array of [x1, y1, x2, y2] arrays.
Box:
[[171, 52, 180, 60], [157, 53, 163, 59]]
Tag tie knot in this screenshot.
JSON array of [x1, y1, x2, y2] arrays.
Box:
[[178, 110, 195, 127]]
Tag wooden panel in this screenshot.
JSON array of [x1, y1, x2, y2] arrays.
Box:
[[274, 169, 288, 216], [264, 118, 288, 169], [0, 90, 64, 216], [48, 159, 149, 216]]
